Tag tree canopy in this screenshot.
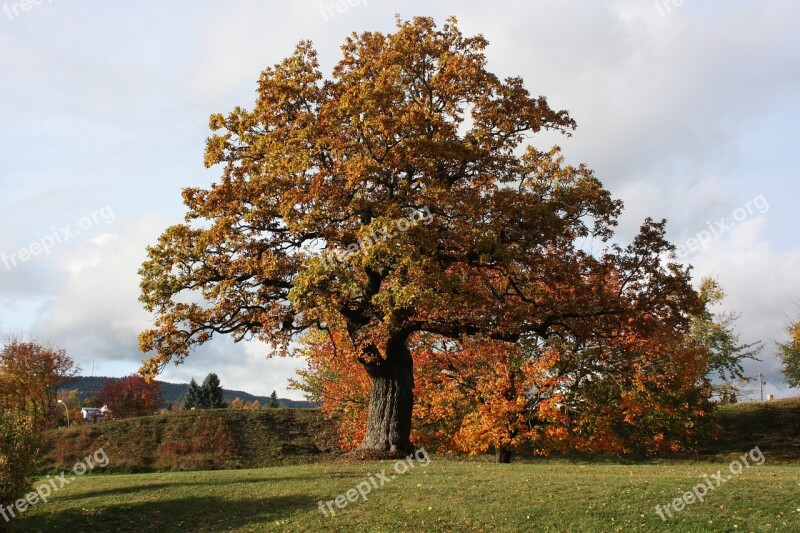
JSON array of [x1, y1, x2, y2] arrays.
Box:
[[99, 375, 162, 419], [201, 373, 226, 409], [183, 378, 202, 410], [690, 278, 762, 383], [0, 337, 79, 430], [182, 374, 226, 409], [139, 16, 703, 454]]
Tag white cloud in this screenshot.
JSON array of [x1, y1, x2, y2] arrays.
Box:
[[31, 219, 158, 367]]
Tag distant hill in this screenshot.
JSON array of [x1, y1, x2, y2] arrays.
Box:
[[63, 376, 313, 409]]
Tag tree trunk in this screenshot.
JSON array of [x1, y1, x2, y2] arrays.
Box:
[[495, 446, 512, 463], [359, 337, 414, 456]]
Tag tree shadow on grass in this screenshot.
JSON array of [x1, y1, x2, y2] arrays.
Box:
[[10, 494, 317, 532], [51, 475, 340, 503]]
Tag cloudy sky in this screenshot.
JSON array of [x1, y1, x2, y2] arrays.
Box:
[[1, 1, 798, 400]]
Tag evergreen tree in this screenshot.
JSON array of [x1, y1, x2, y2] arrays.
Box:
[[201, 373, 226, 408], [183, 378, 201, 409], [269, 390, 281, 408]]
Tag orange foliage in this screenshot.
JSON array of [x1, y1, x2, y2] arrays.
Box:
[[99, 375, 163, 419], [296, 283, 714, 459], [138, 16, 713, 456], [290, 330, 370, 450], [0, 337, 79, 429]]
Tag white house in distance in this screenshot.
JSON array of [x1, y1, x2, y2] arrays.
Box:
[[81, 405, 110, 423]]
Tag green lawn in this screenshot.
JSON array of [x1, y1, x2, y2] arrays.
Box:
[[8, 459, 800, 532]]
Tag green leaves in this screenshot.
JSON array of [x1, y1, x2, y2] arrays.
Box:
[[777, 318, 800, 388], [690, 277, 762, 383], [0, 411, 39, 516]]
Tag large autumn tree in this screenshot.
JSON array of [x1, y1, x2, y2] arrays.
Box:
[[139, 17, 699, 455]]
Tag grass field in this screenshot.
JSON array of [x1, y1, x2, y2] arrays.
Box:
[[9, 459, 800, 532], [12, 399, 799, 531]]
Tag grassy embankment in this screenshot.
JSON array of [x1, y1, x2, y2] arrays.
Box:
[[38, 408, 336, 473]]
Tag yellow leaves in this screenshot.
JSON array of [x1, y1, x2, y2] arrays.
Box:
[[790, 322, 800, 344], [208, 113, 225, 131], [137, 17, 712, 461]]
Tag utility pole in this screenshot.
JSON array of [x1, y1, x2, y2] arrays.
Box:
[[759, 373, 765, 402], [57, 399, 70, 427]]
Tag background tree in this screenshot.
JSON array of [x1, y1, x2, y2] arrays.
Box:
[[777, 315, 800, 387], [689, 278, 762, 393], [250, 400, 262, 410], [298, 285, 713, 462], [56, 389, 84, 427], [713, 378, 753, 405], [269, 391, 281, 409], [139, 16, 702, 455], [0, 337, 79, 429], [183, 378, 202, 409], [413, 338, 537, 463], [99, 375, 162, 419], [200, 373, 226, 409], [548, 307, 713, 457], [82, 396, 102, 409], [0, 411, 38, 531], [229, 397, 245, 409]]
